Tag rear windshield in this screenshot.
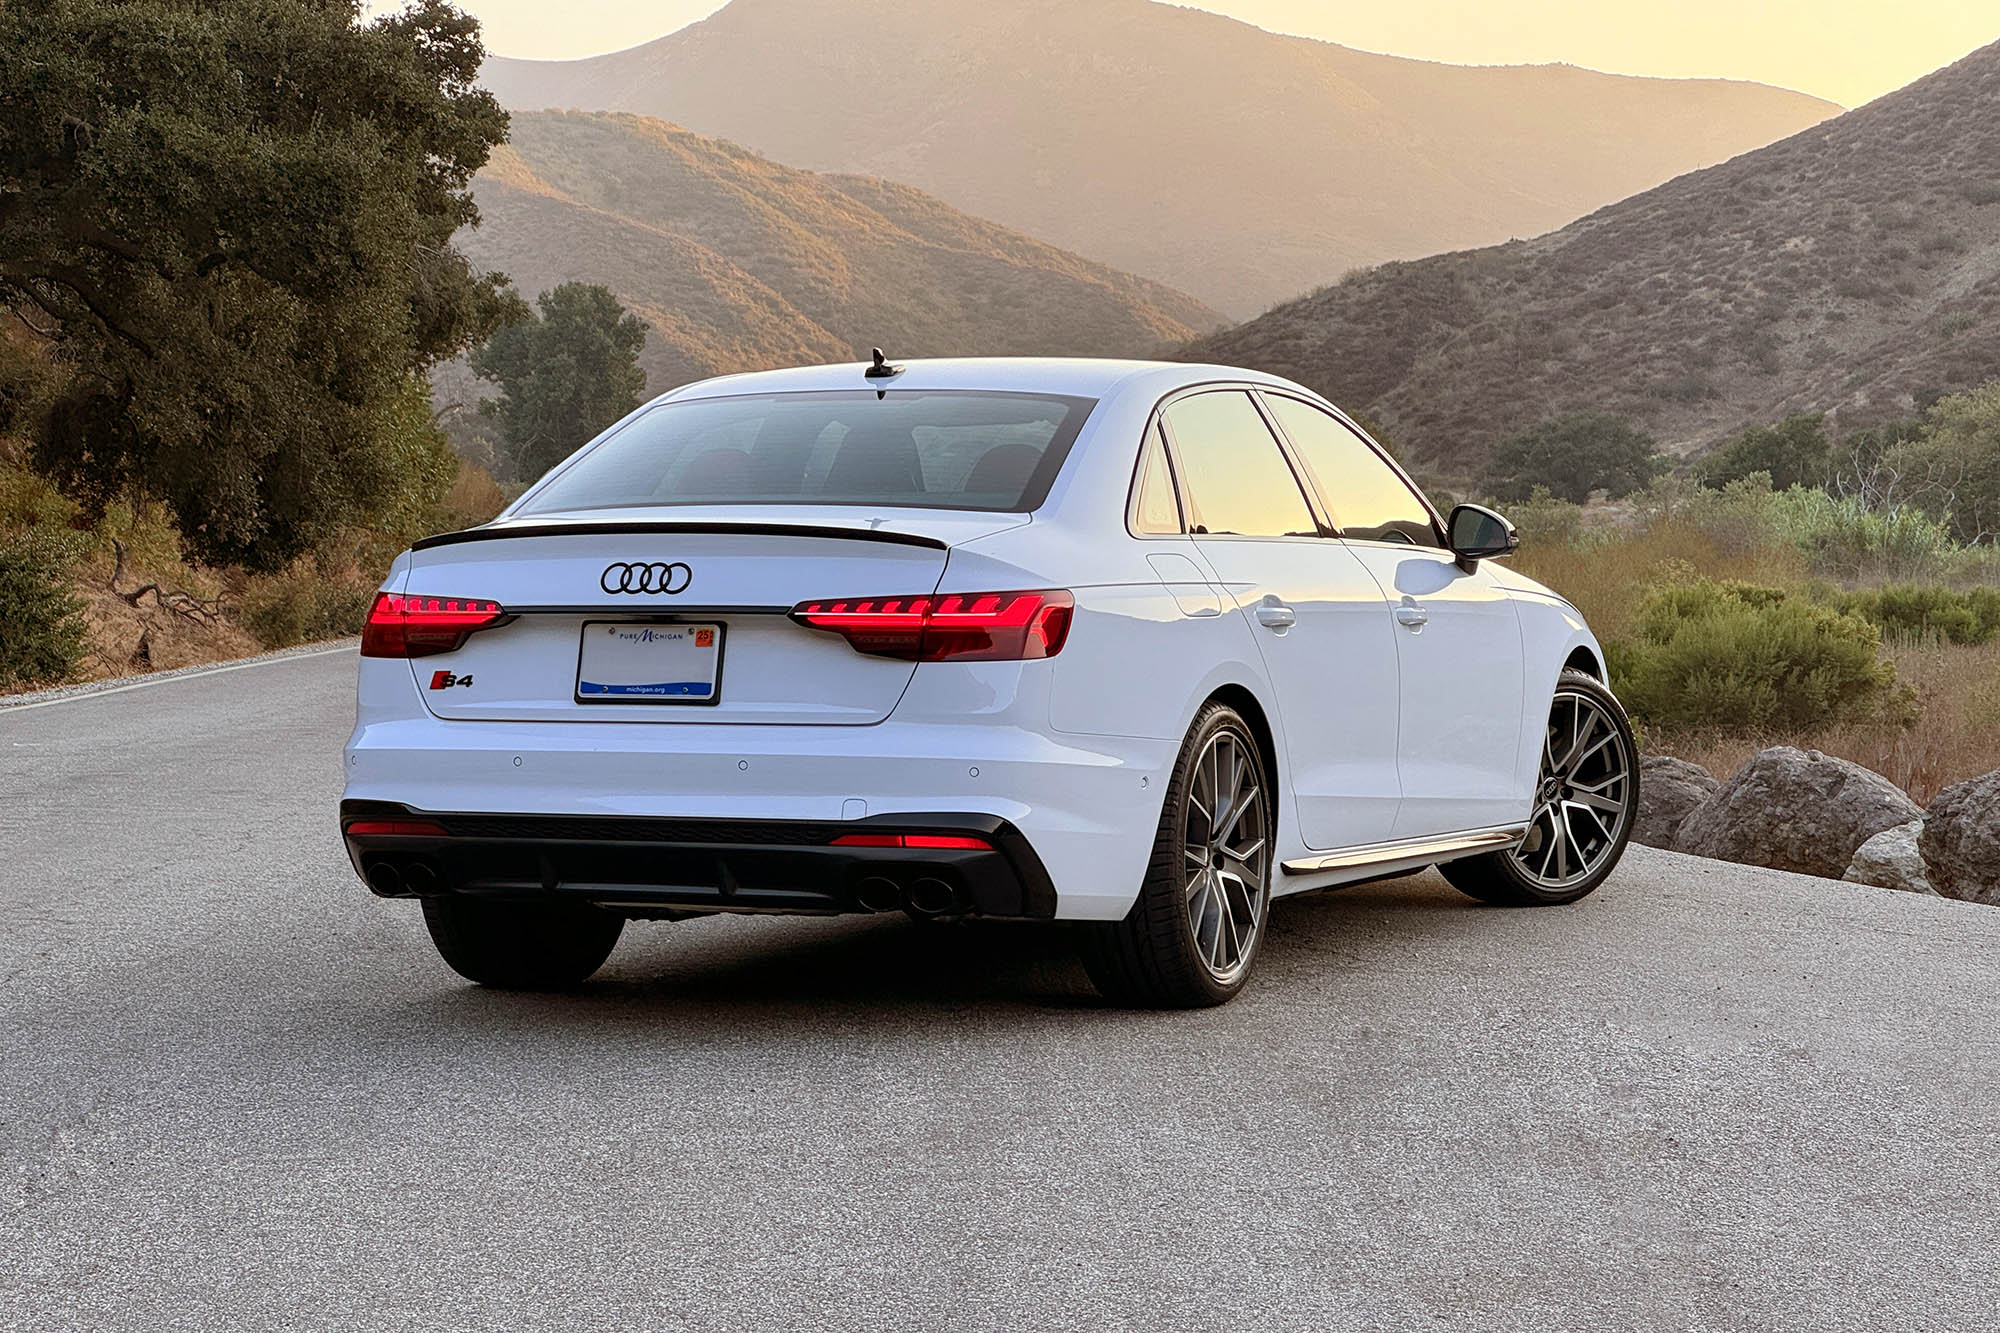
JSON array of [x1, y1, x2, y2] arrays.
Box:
[[515, 390, 1097, 515]]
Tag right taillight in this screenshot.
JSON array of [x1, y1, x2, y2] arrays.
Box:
[[360, 593, 509, 658], [790, 589, 1074, 662]]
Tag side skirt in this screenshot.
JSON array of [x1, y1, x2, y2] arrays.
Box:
[[1275, 825, 1528, 893]]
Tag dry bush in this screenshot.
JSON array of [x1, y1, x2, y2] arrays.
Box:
[[1510, 518, 1804, 642], [1659, 638, 2000, 803]]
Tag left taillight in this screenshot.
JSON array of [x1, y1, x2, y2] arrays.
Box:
[[789, 589, 1074, 662], [360, 593, 509, 659]]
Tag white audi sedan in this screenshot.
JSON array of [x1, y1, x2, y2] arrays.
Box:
[[342, 357, 1637, 1006]]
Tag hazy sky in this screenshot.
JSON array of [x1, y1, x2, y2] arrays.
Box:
[[418, 0, 2000, 108]]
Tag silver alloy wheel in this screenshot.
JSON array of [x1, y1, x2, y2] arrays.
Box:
[[1511, 689, 1634, 889], [1182, 727, 1270, 985]]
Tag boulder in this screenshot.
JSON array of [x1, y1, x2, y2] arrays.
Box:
[[1842, 819, 1934, 895], [1917, 769, 2000, 905], [1676, 747, 1923, 879], [1633, 755, 1720, 849]]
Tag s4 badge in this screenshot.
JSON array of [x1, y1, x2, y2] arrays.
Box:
[[429, 671, 475, 690]]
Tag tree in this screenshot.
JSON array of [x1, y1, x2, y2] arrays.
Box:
[[472, 283, 648, 481], [0, 0, 519, 569], [1699, 412, 1831, 491], [1482, 413, 1666, 504], [1885, 381, 2000, 544]]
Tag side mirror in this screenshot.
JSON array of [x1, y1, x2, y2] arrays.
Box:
[[1448, 503, 1519, 570]]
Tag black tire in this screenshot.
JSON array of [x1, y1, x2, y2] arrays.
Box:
[[1440, 669, 1638, 907], [1080, 702, 1274, 1008], [421, 896, 624, 989]]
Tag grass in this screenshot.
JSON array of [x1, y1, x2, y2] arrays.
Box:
[[1510, 484, 2000, 801]]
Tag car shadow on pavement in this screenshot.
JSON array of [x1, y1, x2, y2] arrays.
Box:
[[399, 870, 1495, 1027]]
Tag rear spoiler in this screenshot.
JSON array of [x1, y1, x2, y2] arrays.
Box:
[[410, 520, 950, 553]]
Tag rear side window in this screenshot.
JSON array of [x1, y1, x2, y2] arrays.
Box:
[[1263, 395, 1441, 548], [516, 390, 1096, 515], [1161, 391, 1317, 539], [1131, 425, 1183, 534]]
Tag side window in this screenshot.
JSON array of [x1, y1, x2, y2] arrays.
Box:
[[1263, 395, 1442, 548], [1161, 391, 1317, 539], [1131, 425, 1183, 534]]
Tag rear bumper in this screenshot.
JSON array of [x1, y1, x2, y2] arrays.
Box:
[[340, 801, 1058, 919]]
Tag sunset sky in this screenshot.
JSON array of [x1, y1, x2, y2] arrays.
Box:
[[415, 0, 1999, 108]]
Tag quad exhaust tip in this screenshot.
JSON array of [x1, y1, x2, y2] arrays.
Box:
[[907, 878, 958, 917], [855, 876, 903, 914]]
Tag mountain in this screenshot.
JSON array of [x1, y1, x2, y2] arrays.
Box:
[[1184, 39, 2000, 472], [479, 0, 1839, 317], [456, 110, 1223, 390]]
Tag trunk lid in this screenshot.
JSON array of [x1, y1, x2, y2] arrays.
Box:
[[401, 509, 1023, 724]]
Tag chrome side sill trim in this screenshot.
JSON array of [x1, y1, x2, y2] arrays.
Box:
[[1280, 825, 1528, 877]]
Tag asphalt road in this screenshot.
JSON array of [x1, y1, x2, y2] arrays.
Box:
[[4, 650, 1997, 1331]]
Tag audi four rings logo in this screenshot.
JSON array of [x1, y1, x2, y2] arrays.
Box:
[[600, 561, 693, 595]]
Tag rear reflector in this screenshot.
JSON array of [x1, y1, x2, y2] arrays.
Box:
[[790, 590, 1073, 662], [831, 833, 994, 850], [360, 593, 509, 658], [343, 819, 449, 837]]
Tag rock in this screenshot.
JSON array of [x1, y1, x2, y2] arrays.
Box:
[[1633, 755, 1720, 849], [1918, 769, 2000, 905], [1842, 820, 1934, 894], [1676, 746, 1923, 879]]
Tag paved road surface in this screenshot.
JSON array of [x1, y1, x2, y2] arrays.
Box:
[[4, 651, 1997, 1330]]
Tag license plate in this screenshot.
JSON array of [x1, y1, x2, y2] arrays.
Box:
[[576, 622, 723, 704]]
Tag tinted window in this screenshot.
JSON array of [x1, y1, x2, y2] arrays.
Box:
[[1131, 425, 1183, 534], [517, 391, 1095, 515], [1264, 395, 1441, 547], [1162, 391, 1316, 539]]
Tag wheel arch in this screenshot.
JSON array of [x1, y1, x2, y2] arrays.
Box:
[[1564, 645, 1603, 680], [1204, 682, 1282, 808]]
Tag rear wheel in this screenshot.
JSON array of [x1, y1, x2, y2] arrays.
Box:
[[1441, 669, 1637, 906], [421, 897, 624, 990], [1080, 702, 1273, 1008]]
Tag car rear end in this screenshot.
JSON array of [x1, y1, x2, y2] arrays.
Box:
[[341, 376, 1171, 924]]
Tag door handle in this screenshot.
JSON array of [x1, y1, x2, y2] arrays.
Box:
[[1395, 604, 1429, 629], [1255, 601, 1296, 630]]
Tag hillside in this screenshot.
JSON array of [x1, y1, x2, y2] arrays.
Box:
[[456, 111, 1222, 390], [480, 0, 1838, 317], [1187, 39, 2000, 473]]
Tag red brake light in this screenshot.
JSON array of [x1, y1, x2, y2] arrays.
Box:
[[360, 593, 509, 658], [831, 833, 994, 850], [790, 590, 1073, 662], [343, 819, 449, 837]]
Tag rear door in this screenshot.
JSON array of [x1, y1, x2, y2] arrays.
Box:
[[1162, 390, 1404, 850], [1258, 393, 1528, 838], [399, 514, 1016, 725]]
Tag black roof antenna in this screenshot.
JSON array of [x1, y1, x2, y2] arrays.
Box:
[[864, 348, 904, 379]]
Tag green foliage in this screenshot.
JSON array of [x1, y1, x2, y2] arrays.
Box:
[[238, 568, 377, 650], [1700, 412, 1831, 491], [0, 0, 519, 570], [0, 530, 88, 686], [1885, 382, 2000, 544], [473, 283, 649, 482], [1502, 486, 1585, 547], [1763, 486, 1959, 582], [1611, 579, 1900, 732], [1482, 413, 1667, 503], [1833, 584, 2000, 646]]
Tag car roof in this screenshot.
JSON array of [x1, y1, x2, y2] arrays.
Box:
[[650, 357, 1313, 405]]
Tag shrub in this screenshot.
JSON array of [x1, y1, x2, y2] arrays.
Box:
[[1611, 579, 1900, 732], [1699, 412, 1830, 490], [1483, 413, 1667, 503], [1766, 487, 1958, 582], [0, 531, 88, 687], [237, 568, 377, 649], [1834, 585, 2000, 646]]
